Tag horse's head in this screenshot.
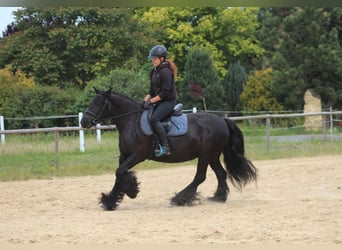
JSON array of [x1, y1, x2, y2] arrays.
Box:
[[80, 87, 113, 128]]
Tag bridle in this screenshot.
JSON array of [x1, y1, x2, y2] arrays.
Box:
[[84, 94, 142, 124]]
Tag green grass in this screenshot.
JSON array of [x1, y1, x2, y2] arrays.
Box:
[[240, 123, 342, 160], [244, 137, 342, 160], [0, 127, 341, 181]]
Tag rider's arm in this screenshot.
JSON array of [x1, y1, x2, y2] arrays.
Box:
[[150, 95, 161, 103]]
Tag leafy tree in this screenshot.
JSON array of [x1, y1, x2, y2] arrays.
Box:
[[0, 67, 77, 128], [0, 68, 34, 128], [221, 61, 247, 113], [137, 7, 264, 78], [1, 22, 19, 37], [240, 68, 284, 112], [212, 7, 264, 73], [0, 7, 154, 88], [16, 85, 77, 128], [71, 67, 149, 115]]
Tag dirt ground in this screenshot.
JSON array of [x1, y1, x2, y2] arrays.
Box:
[[0, 155, 341, 245]]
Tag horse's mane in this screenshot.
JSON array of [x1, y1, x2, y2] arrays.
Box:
[[110, 91, 141, 104]]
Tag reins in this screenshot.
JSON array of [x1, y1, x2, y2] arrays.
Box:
[[105, 96, 143, 121], [85, 93, 142, 123], [106, 109, 142, 120]]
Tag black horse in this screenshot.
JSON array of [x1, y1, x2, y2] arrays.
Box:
[[81, 88, 257, 210]]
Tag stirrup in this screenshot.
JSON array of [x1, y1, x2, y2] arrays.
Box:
[[154, 144, 164, 157], [154, 144, 171, 157]]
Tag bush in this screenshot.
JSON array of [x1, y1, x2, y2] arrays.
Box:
[[71, 67, 150, 115]]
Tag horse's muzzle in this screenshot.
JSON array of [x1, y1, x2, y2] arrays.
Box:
[[80, 116, 94, 128]]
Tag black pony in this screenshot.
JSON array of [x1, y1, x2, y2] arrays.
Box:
[[81, 88, 257, 210]]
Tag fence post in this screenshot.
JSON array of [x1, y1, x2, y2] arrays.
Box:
[[0, 116, 5, 145], [78, 112, 85, 152], [330, 106, 333, 136], [323, 114, 327, 142], [96, 123, 101, 143], [266, 114, 271, 152], [55, 130, 59, 153]]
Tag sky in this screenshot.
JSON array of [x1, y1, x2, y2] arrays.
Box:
[[0, 7, 20, 37]]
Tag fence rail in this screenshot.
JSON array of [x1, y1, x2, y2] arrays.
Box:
[[0, 113, 117, 153], [229, 111, 342, 151], [228, 111, 342, 120], [0, 125, 116, 135], [1, 110, 342, 153], [0, 125, 116, 153]]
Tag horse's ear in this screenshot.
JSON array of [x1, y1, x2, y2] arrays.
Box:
[[105, 88, 112, 95], [93, 87, 100, 94]]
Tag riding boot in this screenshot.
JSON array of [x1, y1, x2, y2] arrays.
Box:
[[161, 142, 171, 156], [153, 121, 171, 157], [154, 141, 171, 157]]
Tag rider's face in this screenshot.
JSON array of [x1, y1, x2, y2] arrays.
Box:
[[151, 57, 161, 67]]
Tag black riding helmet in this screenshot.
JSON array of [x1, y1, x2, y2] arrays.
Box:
[[148, 45, 167, 59]]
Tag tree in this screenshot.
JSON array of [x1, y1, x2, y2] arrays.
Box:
[[256, 7, 295, 67], [137, 7, 264, 78], [180, 48, 220, 110], [240, 68, 284, 112], [221, 61, 247, 113], [0, 67, 76, 129], [212, 7, 264, 73], [71, 67, 149, 115], [0, 67, 35, 127], [17, 85, 77, 128], [1, 22, 19, 38], [258, 7, 342, 110], [0, 7, 154, 88]]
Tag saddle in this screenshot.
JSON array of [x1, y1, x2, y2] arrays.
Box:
[[140, 103, 188, 137]]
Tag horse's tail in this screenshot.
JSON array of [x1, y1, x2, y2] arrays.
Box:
[[223, 118, 257, 190]]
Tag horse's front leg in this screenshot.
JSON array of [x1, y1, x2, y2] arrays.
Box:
[[100, 154, 142, 211]]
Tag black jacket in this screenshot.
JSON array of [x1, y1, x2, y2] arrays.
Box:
[[149, 61, 177, 101]]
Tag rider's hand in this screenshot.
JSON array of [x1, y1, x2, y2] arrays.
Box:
[[143, 100, 151, 109]]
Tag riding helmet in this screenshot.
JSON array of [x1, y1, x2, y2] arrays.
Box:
[[148, 45, 167, 59]]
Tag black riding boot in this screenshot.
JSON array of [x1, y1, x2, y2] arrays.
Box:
[[153, 121, 171, 157]]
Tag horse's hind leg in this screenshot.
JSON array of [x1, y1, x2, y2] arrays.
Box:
[[171, 157, 209, 206], [209, 156, 229, 202]]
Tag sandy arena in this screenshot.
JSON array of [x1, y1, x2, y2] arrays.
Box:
[[0, 155, 341, 245]]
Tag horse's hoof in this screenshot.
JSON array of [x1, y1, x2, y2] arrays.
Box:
[[99, 202, 112, 211], [99, 202, 115, 211], [170, 192, 200, 206], [207, 196, 227, 203], [170, 196, 186, 206], [99, 193, 115, 211], [99, 202, 106, 209]]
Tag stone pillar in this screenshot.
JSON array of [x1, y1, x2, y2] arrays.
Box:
[[304, 89, 322, 131]]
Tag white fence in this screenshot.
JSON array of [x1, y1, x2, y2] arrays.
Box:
[[1, 110, 342, 153], [229, 111, 342, 151], [0, 113, 116, 153]]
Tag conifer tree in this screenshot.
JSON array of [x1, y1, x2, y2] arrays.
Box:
[[221, 61, 247, 113], [180, 48, 220, 110], [257, 7, 342, 110]]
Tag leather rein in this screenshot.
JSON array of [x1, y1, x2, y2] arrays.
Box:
[[85, 94, 142, 124]]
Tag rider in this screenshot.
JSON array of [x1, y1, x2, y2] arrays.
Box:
[[143, 45, 177, 157]]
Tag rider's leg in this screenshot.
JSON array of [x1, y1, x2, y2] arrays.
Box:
[[152, 121, 171, 156], [150, 101, 174, 156]]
